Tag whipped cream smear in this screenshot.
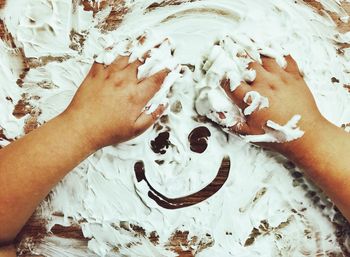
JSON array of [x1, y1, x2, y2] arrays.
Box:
[[1, 0, 350, 256]]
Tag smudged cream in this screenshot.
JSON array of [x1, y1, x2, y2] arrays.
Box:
[[1, 0, 350, 256]]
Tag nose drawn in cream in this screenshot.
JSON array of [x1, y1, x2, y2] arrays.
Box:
[[134, 156, 231, 209]]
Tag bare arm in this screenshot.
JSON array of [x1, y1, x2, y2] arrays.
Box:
[[284, 117, 350, 219], [0, 245, 16, 257], [0, 57, 168, 245], [0, 110, 95, 245], [222, 55, 350, 221]]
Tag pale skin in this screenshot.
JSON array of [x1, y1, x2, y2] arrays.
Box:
[[0, 55, 349, 256]]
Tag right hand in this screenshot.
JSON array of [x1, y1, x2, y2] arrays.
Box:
[[221, 55, 324, 151]]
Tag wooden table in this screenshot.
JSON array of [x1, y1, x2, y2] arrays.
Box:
[[0, 0, 349, 256]]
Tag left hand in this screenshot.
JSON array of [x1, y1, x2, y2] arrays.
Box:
[[62, 56, 169, 150]]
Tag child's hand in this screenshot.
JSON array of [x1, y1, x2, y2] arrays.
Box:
[[222, 55, 323, 151], [63, 56, 169, 150]]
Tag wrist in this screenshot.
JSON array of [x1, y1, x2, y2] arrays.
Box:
[[57, 110, 100, 154], [279, 115, 331, 163]]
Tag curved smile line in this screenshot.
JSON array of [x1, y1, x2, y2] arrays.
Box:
[[134, 156, 231, 209]]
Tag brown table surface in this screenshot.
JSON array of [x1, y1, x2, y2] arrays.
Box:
[[1, 0, 350, 256]]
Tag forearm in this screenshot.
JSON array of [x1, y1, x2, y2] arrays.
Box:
[[283, 118, 350, 220], [0, 112, 94, 243], [0, 57, 167, 245], [221, 55, 350, 220]]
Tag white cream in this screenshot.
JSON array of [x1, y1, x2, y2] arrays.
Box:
[[135, 39, 182, 113], [0, 41, 25, 142], [243, 91, 269, 116], [243, 115, 305, 143], [1, 0, 350, 256]]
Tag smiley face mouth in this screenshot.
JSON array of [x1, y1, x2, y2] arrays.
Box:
[[134, 156, 231, 209]]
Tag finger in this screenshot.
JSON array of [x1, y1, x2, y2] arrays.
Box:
[[261, 56, 283, 73], [248, 61, 270, 84], [229, 122, 251, 136], [139, 40, 167, 62], [109, 55, 130, 71], [221, 79, 252, 110], [142, 50, 151, 61], [138, 69, 170, 103], [124, 59, 144, 80], [88, 62, 104, 77], [134, 105, 166, 135], [284, 55, 301, 76], [125, 58, 143, 70]]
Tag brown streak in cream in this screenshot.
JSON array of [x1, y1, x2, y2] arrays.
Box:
[[161, 7, 240, 24], [146, 0, 198, 12], [134, 156, 230, 209], [99, 1, 129, 32]]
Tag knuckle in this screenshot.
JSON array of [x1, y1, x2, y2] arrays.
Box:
[[127, 94, 137, 103], [268, 83, 277, 90], [104, 70, 112, 80], [283, 72, 301, 83], [128, 91, 141, 104], [109, 62, 120, 71], [270, 73, 282, 83], [112, 75, 124, 86], [281, 74, 291, 83]]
